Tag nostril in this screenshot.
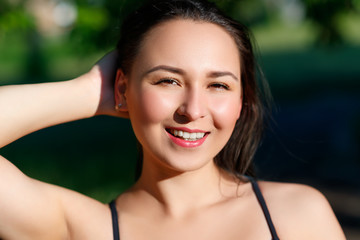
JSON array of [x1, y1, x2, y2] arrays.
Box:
[[173, 111, 192, 124], [176, 103, 206, 121]]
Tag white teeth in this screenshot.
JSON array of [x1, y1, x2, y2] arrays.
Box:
[[171, 129, 206, 141], [183, 132, 190, 139]]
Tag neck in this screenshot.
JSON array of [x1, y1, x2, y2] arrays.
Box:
[[132, 157, 230, 218]]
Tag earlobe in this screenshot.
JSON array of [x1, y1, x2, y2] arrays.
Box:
[[114, 69, 128, 112]]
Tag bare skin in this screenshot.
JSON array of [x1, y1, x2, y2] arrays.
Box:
[[0, 20, 345, 240]]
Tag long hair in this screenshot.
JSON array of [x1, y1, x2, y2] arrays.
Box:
[[117, 0, 268, 179]]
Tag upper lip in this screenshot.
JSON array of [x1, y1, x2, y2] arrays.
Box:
[[165, 127, 208, 133]]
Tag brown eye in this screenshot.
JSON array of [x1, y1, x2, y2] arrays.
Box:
[[156, 78, 180, 86], [210, 83, 229, 90]]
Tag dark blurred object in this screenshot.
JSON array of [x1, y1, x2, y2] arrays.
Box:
[[304, 0, 356, 45]]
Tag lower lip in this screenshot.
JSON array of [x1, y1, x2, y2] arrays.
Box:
[[167, 132, 208, 148]]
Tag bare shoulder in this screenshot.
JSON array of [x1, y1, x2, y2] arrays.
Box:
[[0, 155, 112, 240], [257, 181, 346, 240], [53, 184, 113, 240]]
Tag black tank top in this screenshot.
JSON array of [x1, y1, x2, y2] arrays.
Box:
[[109, 178, 280, 240]]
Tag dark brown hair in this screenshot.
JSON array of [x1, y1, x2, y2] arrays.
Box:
[[117, 0, 268, 179]]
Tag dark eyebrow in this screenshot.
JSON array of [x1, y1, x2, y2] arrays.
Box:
[[208, 71, 239, 81], [143, 65, 238, 81], [143, 65, 185, 77]]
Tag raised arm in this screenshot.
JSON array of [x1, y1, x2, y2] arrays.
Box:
[[0, 51, 123, 239], [0, 51, 122, 148]]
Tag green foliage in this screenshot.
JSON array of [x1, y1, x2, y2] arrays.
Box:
[[1, 0, 359, 85], [1, 0, 358, 51], [304, 0, 354, 44], [213, 0, 268, 25], [66, 0, 146, 54], [69, 5, 111, 53], [77, 6, 109, 30], [0, 9, 34, 32], [0, 1, 35, 38]]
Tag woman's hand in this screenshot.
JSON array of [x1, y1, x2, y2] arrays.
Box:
[[0, 50, 126, 148], [82, 50, 127, 118]]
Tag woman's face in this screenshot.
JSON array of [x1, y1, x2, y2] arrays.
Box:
[[123, 20, 242, 173]]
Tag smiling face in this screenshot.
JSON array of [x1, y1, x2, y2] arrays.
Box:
[[119, 19, 242, 174]]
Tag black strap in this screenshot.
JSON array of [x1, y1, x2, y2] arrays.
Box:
[[109, 200, 120, 240], [109, 180, 279, 240], [249, 177, 280, 240]]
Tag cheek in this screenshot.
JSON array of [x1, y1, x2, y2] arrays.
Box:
[[210, 95, 241, 129], [128, 87, 176, 124]]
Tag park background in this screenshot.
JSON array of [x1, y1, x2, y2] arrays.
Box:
[[0, 0, 359, 238]]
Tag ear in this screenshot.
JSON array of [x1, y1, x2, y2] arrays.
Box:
[[114, 69, 129, 114]]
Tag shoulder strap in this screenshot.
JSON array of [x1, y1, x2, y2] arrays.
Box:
[[109, 200, 120, 240], [249, 177, 280, 240]]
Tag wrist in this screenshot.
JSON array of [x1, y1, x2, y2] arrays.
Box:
[[74, 50, 119, 117], [72, 71, 101, 118]]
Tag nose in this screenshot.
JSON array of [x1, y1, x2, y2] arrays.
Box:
[[176, 88, 207, 122]]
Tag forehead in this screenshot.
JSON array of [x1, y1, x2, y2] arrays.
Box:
[[131, 19, 241, 77]]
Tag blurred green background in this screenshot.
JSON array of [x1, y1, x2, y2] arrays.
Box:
[[0, 0, 359, 238]]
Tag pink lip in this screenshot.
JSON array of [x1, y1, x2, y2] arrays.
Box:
[[166, 128, 208, 148]]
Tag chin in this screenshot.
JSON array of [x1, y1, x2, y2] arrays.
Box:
[[147, 153, 217, 176]]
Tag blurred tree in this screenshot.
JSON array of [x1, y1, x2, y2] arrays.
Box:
[[303, 0, 355, 45], [69, 0, 145, 54], [67, 0, 268, 54], [23, 29, 48, 83], [213, 0, 268, 25], [66, 0, 358, 53], [0, 0, 47, 83], [0, 0, 359, 56], [0, 0, 34, 37]]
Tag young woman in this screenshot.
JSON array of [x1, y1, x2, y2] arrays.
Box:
[[0, 0, 345, 239]]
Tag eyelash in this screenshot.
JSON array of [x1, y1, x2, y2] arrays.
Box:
[[155, 77, 180, 86], [209, 83, 230, 90], [154, 78, 230, 90]]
